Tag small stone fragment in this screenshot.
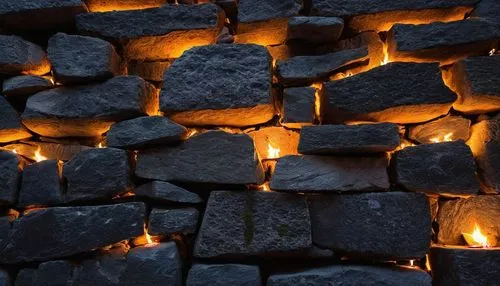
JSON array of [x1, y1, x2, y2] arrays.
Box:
[[18, 160, 62, 207], [0, 96, 32, 143], [0, 35, 50, 75], [248, 127, 299, 160], [408, 116, 471, 144], [135, 181, 202, 204], [0, 150, 21, 205], [281, 87, 316, 128], [2, 75, 53, 98], [15, 261, 73, 286], [287, 16, 344, 43], [128, 61, 171, 82], [298, 123, 400, 154], [148, 208, 199, 236], [187, 264, 262, 286]]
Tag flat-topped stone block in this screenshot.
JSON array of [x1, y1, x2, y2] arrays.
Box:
[[322, 62, 457, 124], [18, 160, 62, 207], [0, 150, 21, 205], [187, 264, 262, 286], [160, 44, 274, 126], [309, 192, 431, 259], [22, 76, 157, 138], [135, 181, 202, 204], [0, 96, 31, 143], [148, 208, 199, 236], [281, 87, 316, 128], [287, 16, 344, 43], [76, 4, 224, 60], [2, 75, 53, 98], [194, 191, 311, 258], [408, 116, 471, 144], [0, 35, 50, 76]]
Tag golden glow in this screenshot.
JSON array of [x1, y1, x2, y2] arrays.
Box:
[[135, 224, 160, 248], [429, 132, 453, 143], [410, 259, 415, 267], [267, 142, 281, 159], [462, 224, 491, 248], [380, 41, 390, 66], [311, 84, 322, 123], [97, 142, 104, 148], [258, 182, 271, 192], [425, 254, 432, 272], [490, 49, 496, 56], [12, 148, 17, 154], [186, 129, 199, 139], [34, 148, 47, 162]]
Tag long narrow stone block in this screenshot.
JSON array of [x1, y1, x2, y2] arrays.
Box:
[[391, 141, 479, 196], [18, 160, 62, 207], [2, 75, 53, 98], [0, 151, 21, 205], [148, 208, 199, 236], [76, 4, 224, 60], [309, 192, 431, 259], [160, 44, 274, 127], [0, 96, 31, 143], [408, 116, 471, 144], [281, 87, 316, 128], [388, 20, 500, 65], [83, 0, 168, 12], [287, 16, 344, 43], [0, 202, 145, 264], [270, 155, 389, 193], [22, 76, 157, 137], [430, 246, 500, 286], [136, 131, 264, 185], [298, 123, 400, 154], [322, 62, 457, 124], [0, 35, 50, 76], [135, 181, 202, 204], [194, 191, 311, 258], [267, 265, 431, 286], [187, 264, 262, 286]]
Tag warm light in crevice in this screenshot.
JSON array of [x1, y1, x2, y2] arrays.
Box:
[[311, 83, 322, 123], [409, 259, 415, 267], [97, 142, 105, 148], [267, 142, 280, 159], [489, 49, 496, 56], [462, 224, 491, 248], [34, 148, 47, 162], [11, 148, 17, 154], [380, 41, 390, 66], [186, 129, 199, 139], [429, 133, 453, 143], [425, 254, 432, 272], [258, 182, 271, 192], [135, 224, 160, 248]]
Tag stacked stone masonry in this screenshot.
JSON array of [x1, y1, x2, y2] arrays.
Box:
[[0, 0, 500, 285]]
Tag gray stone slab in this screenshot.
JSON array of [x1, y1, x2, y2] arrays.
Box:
[[18, 159, 62, 207], [187, 264, 262, 286], [408, 116, 471, 144], [148, 208, 199, 236], [287, 16, 344, 43], [0, 96, 31, 143], [2, 75, 53, 98], [0, 35, 50, 75], [281, 87, 316, 128], [0, 150, 21, 205], [135, 181, 202, 204]]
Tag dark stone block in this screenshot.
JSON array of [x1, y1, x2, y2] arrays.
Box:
[[136, 131, 265, 185], [127, 61, 171, 82], [388, 20, 500, 65], [391, 141, 480, 196], [187, 264, 262, 286], [270, 155, 389, 193], [281, 87, 316, 128], [0, 150, 21, 205], [298, 123, 400, 154], [276, 47, 368, 86], [287, 16, 344, 43], [474, 0, 500, 25], [135, 181, 202, 204], [0, 35, 50, 76], [22, 76, 158, 137], [430, 246, 500, 286], [106, 116, 187, 149], [408, 116, 471, 144], [0, 268, 10, 286], [160, 44, 274, 127], [0, 202, 145, 264], [18, 160, 62, 207], [0, 96, 31, 144], [76, 4, 224, 60], [48, 33, 121, 85], [322, 62, 457, 124], [15, 261, 73, 286], [63, 148, 131, 202], [73, 250, 126, 286], [148, 208, 199, 235], [267, 265, 431, 285], [194, 191, 311, 258], [0, 217, 10, 251], [309, 192, 431, 259], [2, 75, 53, 98]]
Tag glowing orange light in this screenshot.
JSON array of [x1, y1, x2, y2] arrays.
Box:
[[425, 254, 432, 272], [12, 149, 17, 154], [34, 148, 47, 162], [97, 142, 104, 148], [267, 142, 280, 159], [462, 224, 491, 248], [186, 129, 198, 139], [490, 49, 496, 56], [429, 132, 453, 143], [258, 182, 271, 192], [141, 224, 159, 248], [380, 41, 390, 66]]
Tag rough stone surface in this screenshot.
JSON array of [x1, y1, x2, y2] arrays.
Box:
[[135, 181, 202, 204], [322, 62, 457, 124], [388, 20, 500, 64], [2, 75, 53, 98], [48, 33, 121, 85], [22, 76, 157, 137], [281, 87, 316, 128], [0, 151, 21, 205], [160, 44, 273, 127], [136, 131, 265, 185], [248, 127, 299, 160], [148, 208, 199, 236], [277, 47, 369, 86], [187, 264, 262, 286], [63, 148, 131, 202], [408, 116, 471, 144], [106, 116, 186, 149], [15, 260, 73, 286], [72, 249, 127, 286], [270, 155, 389, 193], [310, 0, 475, 33], [447, 55, 500, 113], [299, 123, 400, 154], [0, 35, 50, 75], [0, 268, 10, 286], [391, 141, 480, 196], [194, 191, 311, 258], [310, 192, 431, 259], [0, 217, 10, 251], [436, 196, 500, 246], [0, 202, 145, 264], [430, 246, 500, 286], [267, 265, 432, 286], [1, 141, 91, 162], [83, 0, 168, 12], [474, 0, 500, 25], [128, 61, 170, 82], [76, 4, 224, 60], [0, 96, 31, 143], [18, 160, 62, 207], [287, 16, 344, 43]]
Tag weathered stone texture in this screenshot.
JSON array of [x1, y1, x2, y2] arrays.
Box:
[[408, 116, 471, 144], [2, 75, 53, 98], [127, 61, 171, 82], [281, 87, 316, 128], [391, 141, 480, 196], [48, 33, 121, 85], [160, 44, 274, 127], [106, 116, 187, 149], [22, 76, 157, 137], [135, 181, 202, 204], [0, 268, 10, 286], [0, 35, 50, 76], [299, 123, 400, 154], [0, 217, 10, 251], [322, 62, 457, 124], [76, 4, 224, 60], [194, 191, 311, 258], [287, 16, 344, 43], [0, 151, 21, 205], [310, 192, 431, 259], [148, 208, 199, 236], [0, 202, 145, 264], [15, 260, 73, 286], [0, 96, 31, 143], [18, 160, 62, 207], [474, 0, 500, 25], [270, 155, 389, 193], [187, 264, 262, 286]]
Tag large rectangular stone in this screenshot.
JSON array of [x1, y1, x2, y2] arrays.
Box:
[[310, 0, 475, 33], [322, 62, 457, 124], [309, 192, 431, 259], [270, 155, 389, 193], [0, 96, 31, 143], [194, 191, 311, 258], [18, 160, 62, 207], [0, 35, 50, 76], [388, 20, 500, 65], [0, 151, 21, 205], [160, 44, 274, 127], [0, 202, 145, 264], [136, 131, 265, 185], [22, 76, 157, 137], [76, 4, 224, 60]]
